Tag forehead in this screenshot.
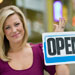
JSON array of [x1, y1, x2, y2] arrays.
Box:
[[4, 14, 21, 25]]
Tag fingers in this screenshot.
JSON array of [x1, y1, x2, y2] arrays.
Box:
[[59, 18, 62, 27], [53, 18, 66, 32], [53, 24, 58, 32], [62, 18, 65, 26], [59, 18, 65, 29], [53, 24, 59, 32], [54, 18, 65, 27], [53, 24, 58, 28]]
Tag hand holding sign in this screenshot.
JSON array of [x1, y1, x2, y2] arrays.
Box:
[[42, 18, 69, 75], [54, 18, 69, 75], [54, 18, 65, 32]]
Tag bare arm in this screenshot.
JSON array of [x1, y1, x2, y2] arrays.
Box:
[[55, 65, 69, 75], [54, 18, 70, 75]]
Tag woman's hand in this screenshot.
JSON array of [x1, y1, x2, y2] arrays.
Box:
[[54, 18, 69, 75], [54, 18, 65, 32]]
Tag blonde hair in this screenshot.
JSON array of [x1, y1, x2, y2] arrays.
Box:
[[0, 5, 28, 61]]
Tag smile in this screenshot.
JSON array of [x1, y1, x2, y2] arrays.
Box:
[[12, 33, 20, 38]]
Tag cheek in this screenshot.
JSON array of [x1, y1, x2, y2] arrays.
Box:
[[4, 30, 11, 36], [21, 27, 25, 35], [19, 25, 25, 33]]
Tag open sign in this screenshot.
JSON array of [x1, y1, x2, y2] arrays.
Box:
[[42, 32, 75, 65]]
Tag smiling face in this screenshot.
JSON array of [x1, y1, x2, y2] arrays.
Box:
[[4, 13, 25, 44]]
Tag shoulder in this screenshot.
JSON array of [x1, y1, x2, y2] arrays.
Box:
[[30, 43, 56, 74], [0, 59, 5, 64], [30, 43, 44, 60], [30, 43, 43, 54], [0, 59, 6, 67], [30, 43, 43, 49], [0, 59, 6, 73]]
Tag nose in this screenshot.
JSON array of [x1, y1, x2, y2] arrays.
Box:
[[11, 27, 17, 32]]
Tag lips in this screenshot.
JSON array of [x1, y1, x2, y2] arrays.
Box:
[[12, 33, 20, 38]]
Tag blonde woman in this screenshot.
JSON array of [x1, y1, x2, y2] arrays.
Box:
[[0, 5, 69, 75]]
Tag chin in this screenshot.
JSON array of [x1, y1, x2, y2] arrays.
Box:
[[11, 37, 23, 43]]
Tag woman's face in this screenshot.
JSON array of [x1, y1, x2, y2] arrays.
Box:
[[4, 14, 25, 44]]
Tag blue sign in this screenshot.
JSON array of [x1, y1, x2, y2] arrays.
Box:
[[42, 32, 75, 65]]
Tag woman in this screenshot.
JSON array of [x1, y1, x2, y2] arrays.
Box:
[[0, 5, 69, 75]]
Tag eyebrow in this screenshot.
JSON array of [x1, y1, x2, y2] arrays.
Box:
[[5, 21, 19, 26], [4, 25, 10, 28], [4, 20, 21, 27], [14, 21, 20, 24]]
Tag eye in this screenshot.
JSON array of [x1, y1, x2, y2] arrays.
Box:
[[15, 23, 20, 26], [5, 26, 10, 30]]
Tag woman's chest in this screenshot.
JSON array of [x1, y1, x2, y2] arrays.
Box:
[[8, 49, 33, 70], [0, 55, 44, 75], [9, 55, 33, 70]]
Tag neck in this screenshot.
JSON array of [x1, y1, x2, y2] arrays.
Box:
[[9, 41, 24, 52]]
